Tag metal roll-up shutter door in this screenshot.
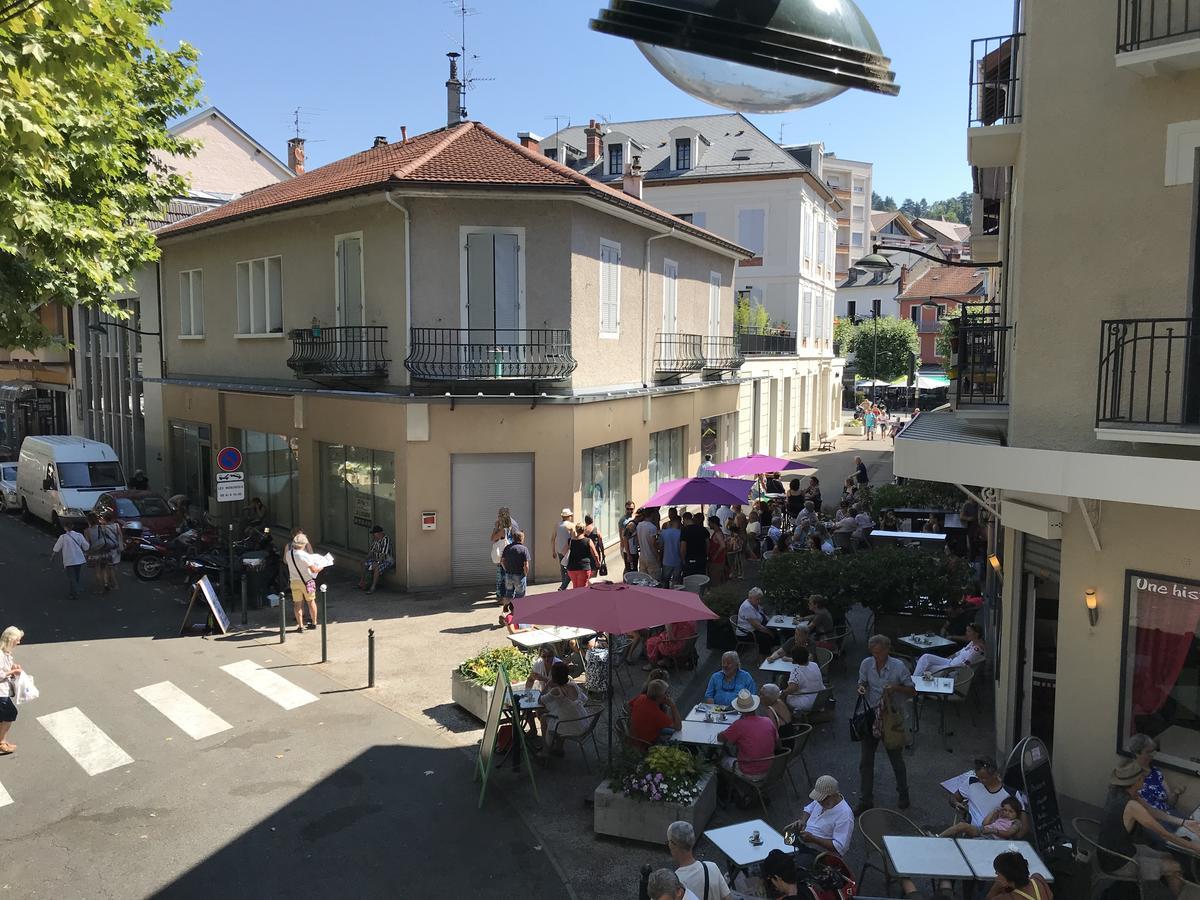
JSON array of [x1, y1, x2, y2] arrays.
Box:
[[1022, 534, 1061, 581], [451, 453, 533, 585]]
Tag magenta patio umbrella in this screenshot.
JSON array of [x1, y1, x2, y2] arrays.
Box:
[[513, 582, 717, 762], [711, 453, 818, 477], [645, 475, 754, 508]]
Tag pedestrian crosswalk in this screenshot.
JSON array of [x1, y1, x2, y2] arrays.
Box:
[[0, 658, 321, 809]]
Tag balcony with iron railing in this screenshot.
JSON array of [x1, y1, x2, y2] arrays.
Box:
[[654, 333, 705, 376], [404, 328, 576, 382], [1117, 0, 1200, 74], [736, 327, 798, 356], [702, 335, 744, 372], [286, 326, 389, 384], [968, 33, 1023, 168], [950, 310, 1011, 412], [1095, 317, 1200, 441]]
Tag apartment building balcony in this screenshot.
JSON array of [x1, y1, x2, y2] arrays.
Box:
[[967, 33, 1023, 168], [654, 333, 705, 376], [950, 315, 1011, 415], [702, 335, 745, 372], [287, 325, 390, 384], [404, 328, 576, 382], [1117, 0, 1200, 75], [1095, 317, 1200, 444], [736, 327, 798, 356]]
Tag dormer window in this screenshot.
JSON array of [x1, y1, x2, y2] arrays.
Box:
[[607, 143, 623, 177], [674, 137, 691, 171]]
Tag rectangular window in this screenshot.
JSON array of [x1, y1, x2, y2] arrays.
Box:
[[648, 426, 685, 494], [582, 441, 628, 547], [229, 428, 299, 532], [674, 137, 691, 171], [911, 306, 921, 323], [852, 204, 865, 222], [607, 143, 623, 177], [853, 178, 865, 194], [802, 291, 814, 340], [544, 148, 557, 161], [319, 442, 395, 554], [599, 240, 621, 338], [1119, 571, 1200, 771], [801, 207, 811, 266], [827, 175, 841, 189], [737, 209, 765, 258], [851, 232, 864, 247], [817, 225, 827, 269], [847, 300, 857, 320], [235, 256, 284, 335], [815, 295, 825, 341], [178, 270, 203, 336]]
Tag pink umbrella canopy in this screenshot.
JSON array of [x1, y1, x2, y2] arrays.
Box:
[[711, 454, 818, 477], [513, 582, 716, 635], [645, 476, 754, 508]]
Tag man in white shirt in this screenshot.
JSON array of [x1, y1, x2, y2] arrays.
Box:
[[950, 756, 1027, 832], [736, 587, 777, 655], [553, 508, 574, 590], [647, 867, 701, 900], [785, 774, 854, 865], [714, 505, 734, 532], [667, 821, 731, 900], [51, 523, 90, 600]]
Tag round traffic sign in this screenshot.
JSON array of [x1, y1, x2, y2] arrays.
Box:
[[217, 446, 242, 472]]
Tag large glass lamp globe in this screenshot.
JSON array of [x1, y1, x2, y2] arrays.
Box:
[[591, 0, 899, 113]]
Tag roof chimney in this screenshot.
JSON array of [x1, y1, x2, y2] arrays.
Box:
[[898, 263, 910, 294], [584, 119, 602, 164], [287, 137, 305, 175], [517, 131, 542, 151], [622, 155, 643, 200], [446, 52, 463, 127], [400, 125, 408, 145], [373, 135, 387, 148]]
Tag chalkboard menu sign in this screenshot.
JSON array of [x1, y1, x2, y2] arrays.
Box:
[[1003, 735, 1063, 853]]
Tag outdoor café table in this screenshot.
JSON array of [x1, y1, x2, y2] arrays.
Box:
[[766, 614, 800, 632], [871, 530, 948, 548], [508, 625, 595, 650], [705, 818, 792, 880], [898, 632, 957, 655], [912, 675, 956, 747], [685, 703, 742, 724], [759, 657, 794, 674], [671, 720, 733, 747], [955, 838, 1054, 883], [883, 835, 974, 879]]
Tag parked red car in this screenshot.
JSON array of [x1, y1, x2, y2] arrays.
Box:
[[92, 490, 179, 554]]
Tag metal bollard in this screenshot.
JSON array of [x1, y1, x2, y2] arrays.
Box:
[[227, 522, 236, 600], [368, 628, 375, 687], [320, 583, 328, 663], [279, 586, 287, 643], [240, 571, 248, 627]]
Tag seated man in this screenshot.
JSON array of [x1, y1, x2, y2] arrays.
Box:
[[717, 690, 780, 783], [646, 868, 700, 900], [735, 587, 778, 656], [628, 679, 681, 751], [948, 756, 1029, 838], [784, 775, 854, 867], [703, 651, 757, 706], [667, 821, 732, 900]]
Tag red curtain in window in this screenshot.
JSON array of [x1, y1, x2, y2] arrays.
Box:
[[1132, 579, 1200, 719]]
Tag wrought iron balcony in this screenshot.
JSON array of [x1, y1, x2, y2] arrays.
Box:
[[702, 336, 744, 371], [404, 328, 576, 381], [654, 333, 704, 374], [1096, 318, 1200, 430], [953, 315, 1011, 407], [286, 326, 389, 381], [1117, 0, 1200, 52], [969, 33, 1023, 127], [736, 327, 798, 356]]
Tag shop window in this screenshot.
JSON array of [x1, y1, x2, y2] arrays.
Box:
[[1120, 570, 1200, 770], [649, 426, 685, 494], [229, 428, 299, 532], [319, 442, 395, 554], [169, 421, 212, 509], [582, 441, 628, 547]]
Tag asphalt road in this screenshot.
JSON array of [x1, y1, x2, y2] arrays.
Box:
[[0, 512, 568, 899]]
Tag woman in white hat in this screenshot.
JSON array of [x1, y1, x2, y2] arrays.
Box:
[[285, 532, 320, 633]]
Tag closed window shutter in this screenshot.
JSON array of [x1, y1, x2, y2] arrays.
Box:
[[600, 244, 620, 334], [803, 292, 813, 338]]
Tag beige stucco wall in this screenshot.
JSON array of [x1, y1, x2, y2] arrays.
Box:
[[158, 113, 291, 195], [1007, 0, 1200, 454]]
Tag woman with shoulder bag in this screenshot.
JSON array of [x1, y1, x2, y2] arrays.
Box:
[[565, 523, 599, 588], [0, 626, 25, 754], [584, 515, 608, 577], [286, 532, 320, 633], [100, 512, 122, 592], [84, 512, 116, 593]]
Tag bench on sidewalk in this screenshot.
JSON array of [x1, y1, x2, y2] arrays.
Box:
[[817, 432, 836, 451]]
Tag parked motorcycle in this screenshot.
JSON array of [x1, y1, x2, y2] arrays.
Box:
[[131, 529, 207, 581]]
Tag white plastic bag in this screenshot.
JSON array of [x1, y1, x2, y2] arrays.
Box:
[[13, 671, 38, 705]]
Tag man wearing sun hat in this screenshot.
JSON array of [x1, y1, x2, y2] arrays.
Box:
[[716, 689, 780, 784], [784, 775, 854, 866]]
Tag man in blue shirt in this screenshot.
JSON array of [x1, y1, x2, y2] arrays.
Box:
[[660, 508, 682, 588], [704, 651, 758, 706]]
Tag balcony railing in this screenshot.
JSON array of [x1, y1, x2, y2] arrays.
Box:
[[969, 33, 1023, 127], [1118, 0, 1200, 52], [736, 327, 798, 356], [654, 333, 705, 374], [702, 336, 744, 371], [404, 328, 576, 381], [1096, 318, 1200, 429], [954, 316, 1011, 406], [287, 326, 389, 380]]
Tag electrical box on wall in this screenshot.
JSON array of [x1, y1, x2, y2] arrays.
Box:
[[1000, 499, 1063, 540], [421, 511, 436, 531]]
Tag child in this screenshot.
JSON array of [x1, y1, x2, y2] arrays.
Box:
[[727, 523, 745, 579], [497, 601, 528, 634], [939, 795, 1023, 839]]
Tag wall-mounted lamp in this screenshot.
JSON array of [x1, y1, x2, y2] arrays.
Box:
[[988, 553, 1002, 576], [1085, 589, 1099, 627]]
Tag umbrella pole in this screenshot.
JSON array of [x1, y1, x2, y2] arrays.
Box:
[[607, 630, 613, 768]]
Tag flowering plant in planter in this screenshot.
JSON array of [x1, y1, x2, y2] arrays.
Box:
[[456, 646, 534, 687], [611, 746, 712, 804]]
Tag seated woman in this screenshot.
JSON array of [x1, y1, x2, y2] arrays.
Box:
[[784, 647, 826, 714], [940, 795, 1024, 839], [759, 683, 798, 743], [540, 661, 590, 756], [769, 623, 810, 663], [799, 593, 835, 642], [914, 622, 986, 677], [1129, 733, 1188, 820], [1099, 760, 1200, 897], [497, 601, 529, 634], [643, 619, 698, 670]]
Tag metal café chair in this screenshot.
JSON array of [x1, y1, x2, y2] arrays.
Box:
[[782, 722, 814, 796], [547, 705, 605, 772], [681, 573, 710, 596], [730, 615, 758, 661], [1073, 816, 1145, 899], [856, 807, 926, 896], [623, 571, 657, 586], [729, 749, 792, 817], [813, 645, 834, 675]]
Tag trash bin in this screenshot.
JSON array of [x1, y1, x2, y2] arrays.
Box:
[[241, 551, 270, 609], [800, 431, 811, 452]]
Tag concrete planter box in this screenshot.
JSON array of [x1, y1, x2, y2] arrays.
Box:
[[844, 422, 864, 436], [594, 771, 718, 844], [450, 669, 494, 722]]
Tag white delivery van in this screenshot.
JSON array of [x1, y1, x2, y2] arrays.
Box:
[[17, 436, 126, 527]]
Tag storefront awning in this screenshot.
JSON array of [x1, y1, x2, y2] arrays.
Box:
[[0, 383, 38, 400], [894, 407, 1200, 511]]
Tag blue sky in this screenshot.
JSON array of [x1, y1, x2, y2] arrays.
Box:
[[160, 1, 1014, 202]]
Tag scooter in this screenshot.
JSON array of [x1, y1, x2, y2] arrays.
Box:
[[131, 530, 207, 581]]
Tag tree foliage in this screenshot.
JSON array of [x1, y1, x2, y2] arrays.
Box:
[[0, 0, 202, 348], [840, 316, 919, 381], [733, 295, 770, 332], [896, 192, 973, 224], [871, 191, 897, 212]]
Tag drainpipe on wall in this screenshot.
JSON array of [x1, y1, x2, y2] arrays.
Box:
[[642, 229, 675, 403], [383, 191, 414, 366]]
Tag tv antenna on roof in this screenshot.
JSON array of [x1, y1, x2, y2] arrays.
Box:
[[445, 0, 493, 120], [545, 114, 570, 161]]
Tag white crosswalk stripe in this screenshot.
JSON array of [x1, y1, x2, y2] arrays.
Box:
[[0, 779, 11, 808], [134, 681, 232, 740], [219, 659, 318, 710], [37, 707, 134, 776]]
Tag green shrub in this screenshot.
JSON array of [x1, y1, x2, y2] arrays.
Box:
[[609, 744, 713, 804], [457, 646, 535, 687], [703, 583, 744, 619], [869, 480, 963, 521]]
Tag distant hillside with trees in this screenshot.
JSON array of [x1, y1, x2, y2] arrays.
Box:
[[872, 191, 972, 224]]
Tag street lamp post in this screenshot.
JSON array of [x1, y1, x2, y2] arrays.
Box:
[[856, 243, 1003, 272], [870, 297, 881, 406]]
